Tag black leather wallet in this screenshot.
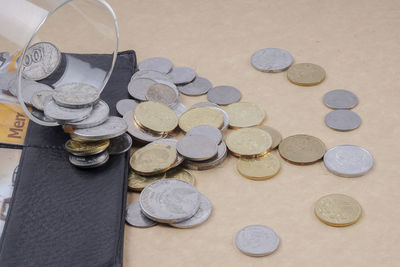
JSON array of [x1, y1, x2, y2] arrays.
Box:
[[0, 50, 136, 266]]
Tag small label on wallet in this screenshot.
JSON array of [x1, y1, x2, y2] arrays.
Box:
[[0, 103, 30, 146]]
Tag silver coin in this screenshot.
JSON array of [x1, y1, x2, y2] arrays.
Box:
[[251, 48, 293, 72], [66, 100, 109, 129], [69, 151, 109, 168], [177, 134, 218, 161], [170, 193, 212, 228], [207, 86, 242, 105], [187, 125, 222, 145], [178, 77, 212, 96], [123, 109, 165, 143], [190, 102, 229, 131], [44, 99, 92, 123], [324, 145, 374, 177], [168, 67, 196, 85], [146, 83, 179, 107], [323, 89, 359, 109], [53, 83, 99, 108], [139, 178, 200, 223], [128, 78, 157, 101], [172, 102, 187, 118], [9, 79, 53, 104], [32, 108, 56, 122], [108, 133, 132, 155], [30, 90, 53, 111], [325, 109, 361, 131], [131, 70, 172, 83], [138, 57, 173, 74], [71, 116, 127, 141], [116, 99, 139, 116], [235, 225, 280, 257], [126, 201, 158, 228], [184, 141, 227, 170], [152, 138, 184, 168], [22, 42, 61, 80]]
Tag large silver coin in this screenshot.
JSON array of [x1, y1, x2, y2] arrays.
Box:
[[138, 57, 173, 74], [139, 178, 200, 223], [128, 78, 156, 101], [251, 48, 293, 72], [69, 151, 109, 168], [152, 138, 184, 168], [30, 90, 53, 111], [116, 99, 139, 116], [131, 70, 172, 83], [126, 201, 158, 228], [325, 109, 361, 131], [146, 83, 179, 107], [53, 83, 99, 108], [66, 100, 109, 129], [44, 99, 92, 123], [207, 86, 242, 105], [168, 67, 196, 85], [178, 77, 212, 96], [184, 141, 227, 170], [177, 135, 218, 161], [324, 145, 374, 177], [22, 42, 61, 80], [123, 109, 164, 143], [187, 125, 222, 145], [9, 79, 53, 104], [172, 102, 187, 118], [235, 225, 280, 257], [71, 116, 127, 141], [323, 89, 359, 109], [190, 102, 229, 131], [108, 133, 132, 155], [170, 193, 212, 228]]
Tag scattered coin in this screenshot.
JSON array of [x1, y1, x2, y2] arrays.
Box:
[[325, 109, 361, 131], [178, 77, 212, 96], [287, 63, 326, 86], [30, 90, 53, 111], [108, 133, 132, 155], [171, 102, 187, 118], [179, 107, 224, 132], [190, 102, 230, 131], [184, 141, 227, 170], [226, 128, 272, 157], [187, 125, 222, 145], [128, 78, 157, 101], [207, 85, 242, 105], [70, 116, 127, 141], [22, 42, 61, 80], [177, 135, 218, 161], [152, 138, 184, 168], [235, 225, 280, 257], [116, 99, 139, 116], [168, 66, 196, 85], [130, 143, 177, 175], [278, 134, 326, 164], [138, 57, 173, 74], [123, 109, 165, 143], [65, 100, 109, 129], [166, 168, 196, 186], [314, 194, 362, 227], [323, 89, 359, 109], [251, 48, 293, 72], [146, 83, 179, 107], [9, 79, 53, 104], [128, 171, 165, 192], [131, 70, 172, 83], [255, 125, 282, 149], [170, 193, 211, 228], [236, 153, 280, 180], [126, 201, 158, 228], [224, 102, 265, 128], [68, 151, 109, 168], [44, 99, 93, 123], [139, 178, 200, 223], [134, 101, 178, 133], [65, 139, 110, 156], [52, 83, 99, 108], [323, 145, 373, 177]]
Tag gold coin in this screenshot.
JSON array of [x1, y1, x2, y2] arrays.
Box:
[[278, 134, 326, 164], [133, 101, 178, 133], [64, 139, 110, 156], [166, 168, 196, 186], [314, 194, 362, 227], [128, 171, 165, 192], [130, 143, 177, 176], [236, 153, 280, 180], [255, 125, 282, 149], [287, 63, 326, 86], [223, 102, 265, 129], [179, 107, 224, 132], [226, 128, 272, 157]]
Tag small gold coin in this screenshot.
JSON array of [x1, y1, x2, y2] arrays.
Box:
[[224, 102, 265, 129], [226, 128, 272, 157], [255, 125, 282, 149], [130, 143, 177, 176], [133, 101, 178, 133], [179, 107, 224, 132], [128, 171, 165, 192], [287, 63, 326, 86], [278, 134, 326, 164], [64, 139, 110, 156], [166, 168, 196, 186], [314, 194, 362, 227], [237, 153, 280, 180]]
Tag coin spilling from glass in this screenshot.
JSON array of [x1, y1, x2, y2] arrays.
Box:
[[126, 201, 158, 228], [138, 57, 173, 74], [134, 101, 178, 133]]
